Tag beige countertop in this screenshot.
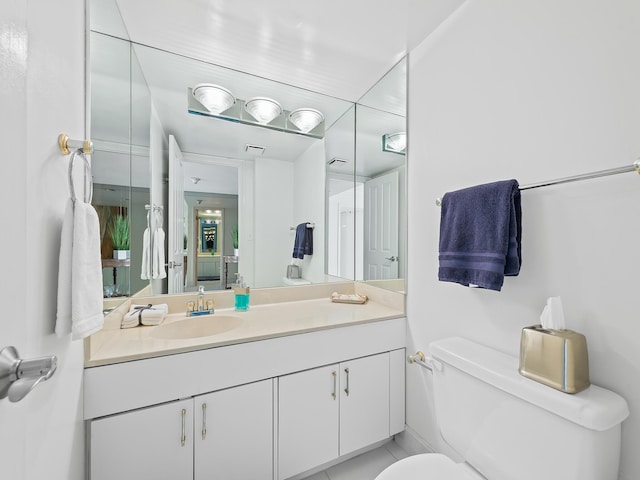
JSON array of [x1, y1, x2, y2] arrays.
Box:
[[86, 282, 405, 368]]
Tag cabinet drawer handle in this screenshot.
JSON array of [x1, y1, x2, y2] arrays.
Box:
[[344, 368, 350, 396], [202, 403, 207, 440], [181, 408, 187, 447], [331, 371, 337, 400]]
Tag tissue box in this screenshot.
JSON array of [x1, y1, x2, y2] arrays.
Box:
[[518, 325, 590, 394]]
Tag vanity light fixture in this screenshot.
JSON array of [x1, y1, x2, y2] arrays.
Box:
[[192, 84, 236, 115], [288, 108, 324, 133], [382, 132, 407, 154], [244, 97, 283, 124], [188, 86, 325, 138]]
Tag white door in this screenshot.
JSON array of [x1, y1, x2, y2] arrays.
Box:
[[363, 171, 399, 280], [168, 135, 185, 293], [278, 364, 339, 479], [339, 353, 390, 455], [195, 380, 273, 480], [90, 399, 194, 480]]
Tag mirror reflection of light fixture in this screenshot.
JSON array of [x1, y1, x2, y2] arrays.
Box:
[[288, 108, 324, 133], [192, 84, 236, 114], [382, 132, 407, 154], [244, 97, 283, 124]]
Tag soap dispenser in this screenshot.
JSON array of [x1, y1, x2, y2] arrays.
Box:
[[234, 275, 250, 311]]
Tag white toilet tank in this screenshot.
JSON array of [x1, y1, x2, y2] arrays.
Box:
[[428, 337, 629, 480]]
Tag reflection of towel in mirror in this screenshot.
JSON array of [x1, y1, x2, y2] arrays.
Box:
[[56, 199, 105, 339], [121, 303, 169, 328], [141, 227, 151, 280], [292, 222, 313, 259], [152, 227, 167, 279], [438, 179, 521, 292]]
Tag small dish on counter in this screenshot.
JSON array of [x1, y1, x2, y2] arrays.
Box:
[[330, 292, 368, 304]]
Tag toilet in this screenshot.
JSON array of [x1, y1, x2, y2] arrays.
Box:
[[377, 337, 629, 480]]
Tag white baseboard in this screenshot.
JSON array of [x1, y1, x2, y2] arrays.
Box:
[[393, 425, 435, 456]]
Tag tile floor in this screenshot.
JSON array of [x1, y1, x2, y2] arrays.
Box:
[[303, 441, 410, 480]]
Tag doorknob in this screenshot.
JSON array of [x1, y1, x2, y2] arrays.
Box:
[[0, 346, 57, 403], [167, 261, 183, 268], [385, 256, 397, 262]]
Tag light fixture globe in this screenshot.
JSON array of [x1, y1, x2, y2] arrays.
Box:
[[244, 97, 283, 124], [288, 108, 324, 133], [192, 84, 236, 115]]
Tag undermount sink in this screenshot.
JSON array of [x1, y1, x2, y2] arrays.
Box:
[[150, 315, 243, 340]]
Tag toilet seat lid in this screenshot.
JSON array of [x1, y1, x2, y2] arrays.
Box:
[[376, 454, 482, 480]]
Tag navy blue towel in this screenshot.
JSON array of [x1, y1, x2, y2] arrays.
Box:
[[292, 222, 313, 259], [438, 179, 522, 291]]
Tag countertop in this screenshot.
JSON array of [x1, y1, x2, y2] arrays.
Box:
[[85, 283, 405, 368]]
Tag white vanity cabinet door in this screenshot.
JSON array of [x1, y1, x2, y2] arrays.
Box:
[[278, 364, 340, 480], [339, 352, 390, 456], [89, 399, 193, 480], [194, 379, 273, 480]]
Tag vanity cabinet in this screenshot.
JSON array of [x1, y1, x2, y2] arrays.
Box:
[[278, 352, 396, 480], [89, 399, 194, 480], [89, 380, 273, 480], [194, 379, 273, 479], [85, 317, 406, 480]]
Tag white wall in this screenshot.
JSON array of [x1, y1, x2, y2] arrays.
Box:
[[406, 1, 640, 479], [293, 140, 326, 283], [0, 0, 86, 478], [254, 158, 294, 287]]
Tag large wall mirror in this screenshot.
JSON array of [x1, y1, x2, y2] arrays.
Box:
[[90, 0, 406, 311]]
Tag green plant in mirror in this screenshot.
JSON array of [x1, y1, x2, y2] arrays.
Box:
[[109, 214, 130, 250], [231, 224, 239, 249]]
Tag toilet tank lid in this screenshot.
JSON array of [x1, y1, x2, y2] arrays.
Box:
[[428, 337, 629, 431]]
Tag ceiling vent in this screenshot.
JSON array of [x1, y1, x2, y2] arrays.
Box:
[[245, 144, 266, 155], [328, 157, 348, 166]]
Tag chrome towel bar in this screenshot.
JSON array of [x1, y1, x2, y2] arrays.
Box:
[[436, 159, 640, 206]]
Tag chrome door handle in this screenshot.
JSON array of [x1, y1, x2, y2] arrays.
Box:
[[385, 256, 397, 262], [0, 346, 57, 403], [167, 261, 183, 268]]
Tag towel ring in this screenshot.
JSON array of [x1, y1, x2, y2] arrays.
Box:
[[68, 149, 93, 204]]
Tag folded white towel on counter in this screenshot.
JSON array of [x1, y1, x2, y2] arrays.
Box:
[[121, 303, 169, 329]]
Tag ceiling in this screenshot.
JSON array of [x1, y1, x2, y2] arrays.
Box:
[[100, 0, 465, 103]]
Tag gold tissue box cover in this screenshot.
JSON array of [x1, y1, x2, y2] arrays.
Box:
[[518, 325, 590, 394]]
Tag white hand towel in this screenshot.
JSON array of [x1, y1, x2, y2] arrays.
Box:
[[56, 199, 104, 339], [122, 303, 169, 327], [70, 201, 104, 339], [141, 227, 151, 280], [152, 227, 167, 279], [55, 199, 74, 337]]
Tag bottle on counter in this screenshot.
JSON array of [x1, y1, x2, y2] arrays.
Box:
[[234, 275, 250, 311]]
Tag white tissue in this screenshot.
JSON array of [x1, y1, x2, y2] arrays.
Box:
[[540, 296, 566, 330]]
